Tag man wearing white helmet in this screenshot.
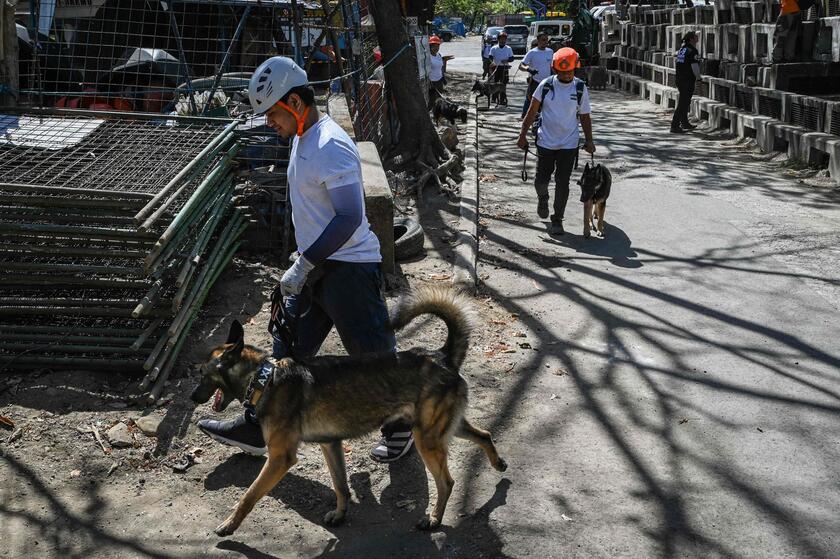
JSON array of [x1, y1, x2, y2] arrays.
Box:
[[198, 57, 414, 463]]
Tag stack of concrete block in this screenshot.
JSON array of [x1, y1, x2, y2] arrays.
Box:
[[599, 4, 840, 186]]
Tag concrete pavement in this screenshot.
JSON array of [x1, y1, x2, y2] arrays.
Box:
[[447, 35, 840, 558]]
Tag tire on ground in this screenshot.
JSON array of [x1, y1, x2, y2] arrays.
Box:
[[394, 217, 425, 260]]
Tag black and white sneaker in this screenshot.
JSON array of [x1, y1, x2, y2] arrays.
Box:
[[198, 414, 266, 456], [370, 430, 414, 463]]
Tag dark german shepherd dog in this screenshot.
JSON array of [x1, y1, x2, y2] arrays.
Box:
[[578, 160, 612, 237], [191, 286, 507, 536], [471, 78, 504, 109]]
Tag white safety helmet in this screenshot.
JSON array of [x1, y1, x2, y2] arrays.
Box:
[[249, 56, 309, 115]]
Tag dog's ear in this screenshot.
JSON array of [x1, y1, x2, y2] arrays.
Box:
[[226, 320, 244, 345]]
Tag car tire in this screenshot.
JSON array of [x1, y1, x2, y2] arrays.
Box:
[[394, 217, 425, 260]]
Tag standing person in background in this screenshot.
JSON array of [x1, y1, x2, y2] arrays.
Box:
[[772, 0, 802, 63], [481, 36, 494, 79], [671, 31, 700, 134], [489, 32, 515, 105], [428, 35, 454, 105], [519, 33, 553, 119]]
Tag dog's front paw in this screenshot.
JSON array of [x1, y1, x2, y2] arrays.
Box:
[[214, 517, 238, 537], [583, 229, 592, 239], [494, 457, 508, 472], [417, 515, 442, 531], [323, 509, 346, 526]]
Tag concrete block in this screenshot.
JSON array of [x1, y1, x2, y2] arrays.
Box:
[[754, 87, 789, 120], [814, 17, 840, 62], [652, 51, 666, 66], [789, 94, 828, 131], [709, 77, 736, 105], [800, 21, 819, 60], [738, 23, 754, 63], [734, 83, 756, 113], [715, 3, 733, 25], [740, 63, 759, 83], [736, 112, 773, 140], [825, 101, 840, 135], [682, 7, 697, 24], [357, 142, 394, 275], [701, 25, 720, 60], [621, 22, 632, 46], [671, 9, 685, 25], [758, 61, 840, 92], [719, 60, 742, 81], [720, 23, 741, 61], [798, 133, 840, 185], [751, 23, 775, 65], [696, 6, 716, 25], [732, 1, 766, 24], [764, 121, 804, 158]]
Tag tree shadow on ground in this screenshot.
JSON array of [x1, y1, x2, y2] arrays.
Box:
[[467, 86, 840, 558]]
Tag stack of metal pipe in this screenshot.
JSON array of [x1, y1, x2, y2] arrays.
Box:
[[0, 110, 249, 400]]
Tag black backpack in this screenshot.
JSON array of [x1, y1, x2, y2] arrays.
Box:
[[531, 77, 586, 142], [797, 0, 816, 11]]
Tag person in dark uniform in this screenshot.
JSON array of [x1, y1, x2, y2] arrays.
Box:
[[671, 31, 701, 134]]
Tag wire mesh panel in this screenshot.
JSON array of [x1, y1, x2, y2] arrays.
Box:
[[14, 0, 333, 110]]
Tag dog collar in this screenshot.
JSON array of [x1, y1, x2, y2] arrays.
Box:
[[244, 357, 278, 406]]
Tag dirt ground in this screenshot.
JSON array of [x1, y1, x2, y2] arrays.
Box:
[[0, 76, 527, 559]]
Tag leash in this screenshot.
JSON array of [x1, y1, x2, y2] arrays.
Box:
[[521, 148, 529, 182]]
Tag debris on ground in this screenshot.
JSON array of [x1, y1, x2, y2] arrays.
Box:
[[0, 415, 14, 430], [134, 415, 163, 437], [106, 423, 133, 448]]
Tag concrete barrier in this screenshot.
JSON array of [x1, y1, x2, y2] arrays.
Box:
[[751, 23, 775, 65], [815, 17, 840, 62], [357, 142, 395, 275]]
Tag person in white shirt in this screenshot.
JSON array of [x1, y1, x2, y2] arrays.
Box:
[[518, 33, 553, 118], [488, 32, 515, 105], [517, 48, 596, 235], [428, 35, 454, 104], [199, 57, 415, 464]]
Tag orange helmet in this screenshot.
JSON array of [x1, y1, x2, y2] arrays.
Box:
[[429, 35, 442, 45], [552, 47, 581, 72]]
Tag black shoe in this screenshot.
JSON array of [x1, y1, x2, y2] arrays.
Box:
[[198, 414, 266, 456], [550, 216, 564, 234], [537, 197, 549, 219], [670, 127, 686, 134], [681, 122, 697, 130], [370, 429, 414, 463]]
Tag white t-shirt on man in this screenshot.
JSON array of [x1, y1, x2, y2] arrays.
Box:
[[521, 47, 553, 82], [532, 76, 591, 150], [489, 44, 513, 67], [288, 115, 381, 263], [429, 53, 444, 82]]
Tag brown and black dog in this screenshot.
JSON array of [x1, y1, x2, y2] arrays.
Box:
[[191, 285, 507, 537], [578, 161, 612, 238]]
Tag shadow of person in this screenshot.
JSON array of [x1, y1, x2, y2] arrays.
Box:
[[544, 222, 642, 268], [203, 454, 340, 534]]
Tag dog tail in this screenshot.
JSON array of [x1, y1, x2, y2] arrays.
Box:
[[390, 285, 476, 371]]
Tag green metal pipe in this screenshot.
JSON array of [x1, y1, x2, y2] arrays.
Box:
[[133, 120, 239, 224]]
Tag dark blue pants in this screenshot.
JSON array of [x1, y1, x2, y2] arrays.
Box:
[[271, 260, 395, 359]]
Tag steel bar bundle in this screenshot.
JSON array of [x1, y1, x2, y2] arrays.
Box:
[[0, 109, 248, 400]]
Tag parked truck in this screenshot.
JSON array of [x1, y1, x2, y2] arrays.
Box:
[[486, 14, 526, 27]]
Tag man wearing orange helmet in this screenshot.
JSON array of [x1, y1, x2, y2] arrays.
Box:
[[518, 47, 595, 234]]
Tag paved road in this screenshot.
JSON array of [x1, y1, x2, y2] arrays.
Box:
[[450, 35, 840, 558]]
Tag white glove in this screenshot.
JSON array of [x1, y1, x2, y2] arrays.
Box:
[[280, 254, 315, 297]]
